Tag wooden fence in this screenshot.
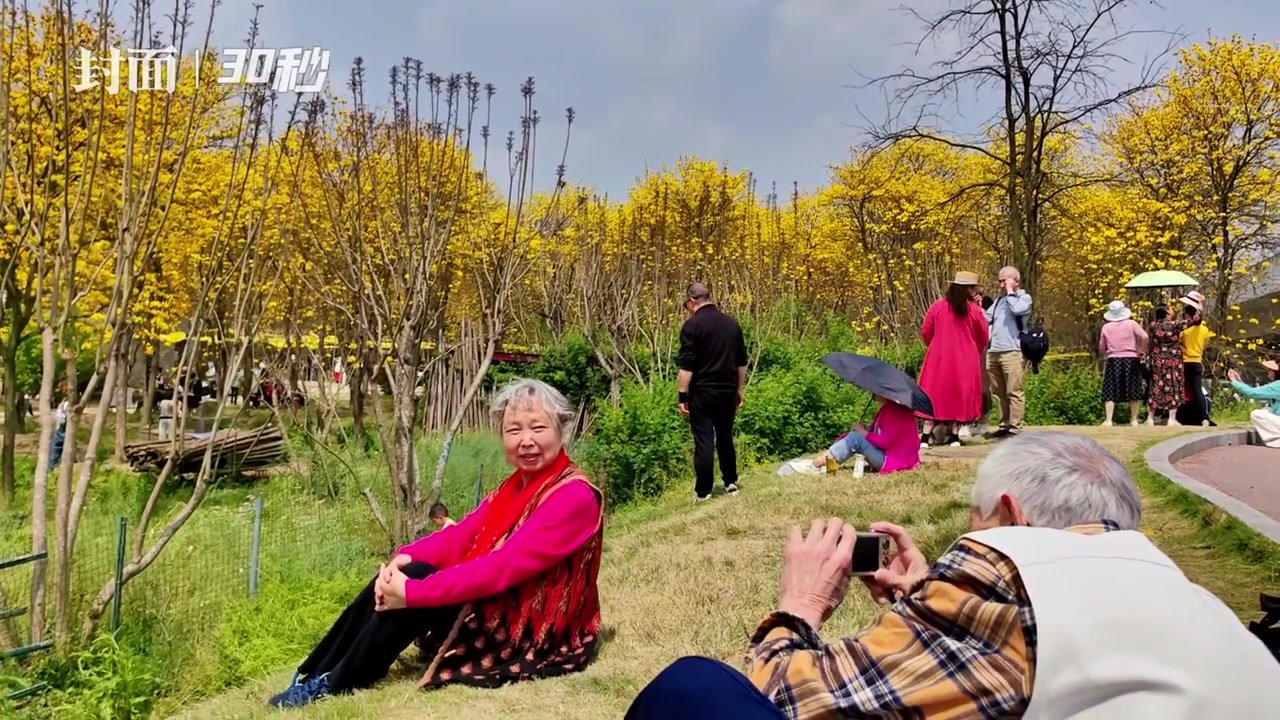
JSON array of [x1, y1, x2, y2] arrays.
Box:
[[422, 322, 491, 433]]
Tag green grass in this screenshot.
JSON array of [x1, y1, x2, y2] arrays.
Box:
[[165, 425, 1279, 720]]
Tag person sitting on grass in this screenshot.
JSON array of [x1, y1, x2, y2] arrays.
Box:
[[627, 432, 1280, 719], [807, 394, 920, 475], [267, 378, 605, 709], [428, 502, 456, 529], [1228, 358, 1280, 448]]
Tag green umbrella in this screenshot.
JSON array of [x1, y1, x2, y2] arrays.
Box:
[[1124, 270, 1198, 289]]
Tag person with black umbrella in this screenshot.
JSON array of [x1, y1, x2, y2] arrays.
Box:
[[801, 353, 931, 475], [808, 392, 921, 475]]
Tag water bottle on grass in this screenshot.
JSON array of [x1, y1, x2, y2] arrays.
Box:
[[852, 454, 866, 479]]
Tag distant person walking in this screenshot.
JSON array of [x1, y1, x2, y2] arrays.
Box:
[[1098, 300, 1149, 426], [677, 283, 747, 503], [48, 392, 69, 470], [984, 267, 1033, 438], [917, 271, 989, 447]]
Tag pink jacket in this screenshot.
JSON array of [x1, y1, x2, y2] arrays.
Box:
[[395, 479, 600, 608], [863, 402, 921, 474], [1099, 319, 1148, 359]]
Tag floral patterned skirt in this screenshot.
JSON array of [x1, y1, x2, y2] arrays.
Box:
[[415, 608, 599, 690], [1147, 354, 1185, 411]]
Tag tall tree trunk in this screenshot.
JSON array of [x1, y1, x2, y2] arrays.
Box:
[[113, 336, 133, 462], [1, 328, 21, 502], [351, 363, 367, 441], [389, 361, 418, 544], [140, 346, 157, 428], [52, 350, 78, 646], [27, 326, 56, 644]]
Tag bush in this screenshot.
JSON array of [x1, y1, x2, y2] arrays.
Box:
[[735, 365, 867, 462], [1021, 360, 1105, 425], [489, 333, 609, 408], [20, 635, 161, 719], [581, 379, 689, 507]]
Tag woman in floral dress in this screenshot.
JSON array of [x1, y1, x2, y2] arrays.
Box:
[[1145, 305, 1193, 426]]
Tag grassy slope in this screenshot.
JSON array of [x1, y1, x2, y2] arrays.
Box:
[[177, 425, 1280, 720]]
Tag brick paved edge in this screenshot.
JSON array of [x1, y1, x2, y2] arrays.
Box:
[[1144, 429, 1280, 544]]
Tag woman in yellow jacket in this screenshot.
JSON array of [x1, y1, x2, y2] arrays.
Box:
[[1178, 292, 1213, 426]]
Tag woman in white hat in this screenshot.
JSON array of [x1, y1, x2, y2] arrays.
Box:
[[1097, 300, 1149, 426], [1227, 359, 1280, 448]]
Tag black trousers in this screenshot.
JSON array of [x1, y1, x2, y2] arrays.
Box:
[[1180, 361, 1208, 425], [298, 562, 459, 693], [688, 389, 738, 497]]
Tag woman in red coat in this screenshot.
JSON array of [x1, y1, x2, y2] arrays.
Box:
[[917, 271, 989, 447]]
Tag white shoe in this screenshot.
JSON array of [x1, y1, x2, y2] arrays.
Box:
[[785, 459, 825, 476], [694, 494, 711, 504], [1101, 420, 1114, 427]]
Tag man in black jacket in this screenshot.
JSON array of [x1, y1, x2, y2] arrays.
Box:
[[677, 282, 747, 502]]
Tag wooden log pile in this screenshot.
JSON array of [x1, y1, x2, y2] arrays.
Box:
[[123, 425, 286, 475]]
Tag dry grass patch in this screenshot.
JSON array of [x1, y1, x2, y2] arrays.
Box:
[[176, 425, 1274, 720]]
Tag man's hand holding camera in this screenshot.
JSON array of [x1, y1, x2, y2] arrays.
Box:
[[861, 522, 929, 605], [778, 519, 930, 631]]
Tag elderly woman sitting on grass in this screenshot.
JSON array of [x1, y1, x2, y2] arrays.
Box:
[[1228, 359, 1280, 448], [268, 378, 605, 709]]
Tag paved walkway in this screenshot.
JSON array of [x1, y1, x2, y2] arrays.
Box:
[[1174, 445, 1280, 523], [921, 426, 1280, 542]]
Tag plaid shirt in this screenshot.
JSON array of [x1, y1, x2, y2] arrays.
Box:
[[746, 521, 1120, 719]]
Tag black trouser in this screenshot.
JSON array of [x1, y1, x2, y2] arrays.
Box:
[[688, 389, 738, 497], [1181, 361, 1208, 425], [297, 562, 459, 693]]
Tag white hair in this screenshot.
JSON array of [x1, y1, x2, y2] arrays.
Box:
[[998, 266, 1021, 281], [971, 432, 1142, 530], [489, 378, 575, 438]]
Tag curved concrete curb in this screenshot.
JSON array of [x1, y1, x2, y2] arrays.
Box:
[[1144, 429, 1280, 544]]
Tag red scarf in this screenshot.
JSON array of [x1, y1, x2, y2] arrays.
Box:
[[463, 449, 573, 563], [461, 448, 603, 647]]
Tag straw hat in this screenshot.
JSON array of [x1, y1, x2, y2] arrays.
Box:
[[1103, 300, 1132, 322], [952, 271, 979, 286], [1179, 290, 1205, 312], [1263, 359, 1279, 372]]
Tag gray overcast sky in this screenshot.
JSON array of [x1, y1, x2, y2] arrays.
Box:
[[187, 0, 1280, 198]]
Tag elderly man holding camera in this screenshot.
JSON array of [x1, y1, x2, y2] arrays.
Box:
[[627, 432, 1280, 719]]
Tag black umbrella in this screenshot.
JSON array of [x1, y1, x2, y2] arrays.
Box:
[[820, 352, 935, 417]]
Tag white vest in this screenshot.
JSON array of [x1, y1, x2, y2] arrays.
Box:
[[966, 526, 1280, 719]]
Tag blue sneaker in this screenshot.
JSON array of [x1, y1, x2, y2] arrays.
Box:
[[267, 673, 331, 709]]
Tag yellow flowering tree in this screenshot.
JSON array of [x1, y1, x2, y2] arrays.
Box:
[[1108, 37, 1280, 334]]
